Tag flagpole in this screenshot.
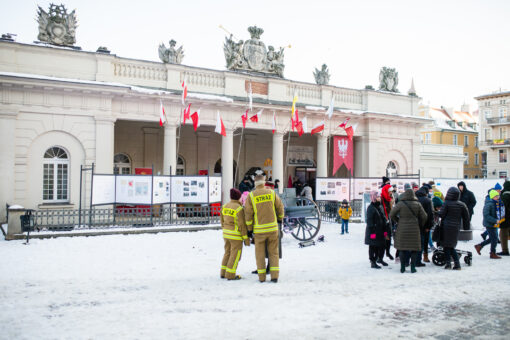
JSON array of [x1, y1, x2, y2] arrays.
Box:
[[234, 83, 251, 187]]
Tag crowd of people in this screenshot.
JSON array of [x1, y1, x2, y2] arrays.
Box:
[[364, 176, 510, 272]]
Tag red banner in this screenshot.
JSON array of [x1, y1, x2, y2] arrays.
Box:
[[333, 136, 353, 175]]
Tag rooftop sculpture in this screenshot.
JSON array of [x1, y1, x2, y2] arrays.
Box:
[[223, 26, 285, 77], [158, 40, 184, 64], [36, 3, 77, 47], [313, 64, 330, 85], [379, 67, 399, 92]]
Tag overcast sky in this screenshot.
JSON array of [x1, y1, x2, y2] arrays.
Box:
[[2, 0, 510, 111]]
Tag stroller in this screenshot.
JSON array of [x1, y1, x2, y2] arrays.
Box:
[[430, 217, 473, 267]]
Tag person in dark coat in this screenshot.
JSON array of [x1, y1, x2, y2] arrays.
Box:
[[380, 177, 394, 260], [475, 190, 505, 259], [364, 191, 390, 269], [239, 176, 253, 193], [390, 188, 427, 273], [498, 181, 510, 256], [438, 187, 470, 270], [415, 186, 434, 265], [457, 181, 476, 224]]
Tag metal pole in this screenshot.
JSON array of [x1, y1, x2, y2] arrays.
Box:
[[284, 130, 292, 187], [79, 164, 83, 228], [113, 170, 117, 224], [89, 163, 94, 228], [234, 126, 244, 187], [150, 164, 154, 226]]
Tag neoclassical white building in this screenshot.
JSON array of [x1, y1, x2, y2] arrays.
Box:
[[0, 38, 426, 220]]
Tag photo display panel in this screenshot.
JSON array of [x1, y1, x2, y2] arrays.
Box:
[[91, 175, 116, 205], [315, 178, 349, 201], [152, 176, 171, 204], [171, 176, 208, 203], [208, 176, 222, 203], [115, 175, 152, 204]]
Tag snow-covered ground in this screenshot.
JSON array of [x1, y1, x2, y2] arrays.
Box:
[[1, 222, 510, 339]]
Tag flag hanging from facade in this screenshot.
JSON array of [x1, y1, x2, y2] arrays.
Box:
[[159, 100, 166, 127], [339, 117, 350, 129], [215, 111, 226, 136], [191, 109, 200, 131], [296, 120, 304, 136], [242, 109, 249, 128], [248, 83, 253, 111], [326, 98, 334, 119], [292, 109, 300, 131], [344, 123, 358, 141], [301, 117, 308, 134], [291, 94, 298, 117], [272, 111, 276, 134], [183, 104, 191, 125], [311, 120, 325, 135], [181, 80, 187, 106], [333, 136, 353, 175], [250, 109, 263, 122]]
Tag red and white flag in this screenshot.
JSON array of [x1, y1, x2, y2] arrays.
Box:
[[159, 100, 167, 127], [191, 109, 200, 131], [242, 109, 249, 128], [248, 83, 253, 111], [301, 116, 308, 134], [250, 109, 263, 123], [344, 123, 358, 141], [326, 98, 335, 119], [339, 117, 350, 129], [272, 111, 276, 134], [292, 109, 300, 131], [311, 120, 325, 135], [215, 111, 226, 137], [296, 120, 304, 137], [182, 104, 191, 125], [181, 80, 187, 106]]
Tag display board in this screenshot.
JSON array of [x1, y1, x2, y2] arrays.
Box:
[[153, 176, 171, 204], [171, 176, 208, 203], [92, 175, 116, 205], [115, 175, 153, 204], [208, 176, 222, 203], [315, 178, 350, 201], [352, 177, 419, 200]]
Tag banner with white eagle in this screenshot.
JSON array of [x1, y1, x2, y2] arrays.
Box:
[[333, 136, 353, 176]]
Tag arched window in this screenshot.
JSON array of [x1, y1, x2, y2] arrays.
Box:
[[176, 156, 185, 175], [43, 146, 69, 202], [386, 161, 398, 178], [114, 153, 131, 175]]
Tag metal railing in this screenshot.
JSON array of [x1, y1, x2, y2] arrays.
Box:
[[486, 117, 510, 125], [484, 139, 510, 146], [316, 200, 362, 223]]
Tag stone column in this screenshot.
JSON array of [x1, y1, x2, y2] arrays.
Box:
[[221, 128, 234, 203], [272, 132, 284, 193], [197, 132, 211, 174], [0, 112, 16, 221], [95, 117, 115, 174], [163, 124, 177, 175], [317, 134, 328, 177]]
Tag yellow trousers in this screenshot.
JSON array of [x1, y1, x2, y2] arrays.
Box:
[[254, 231, 279, 281], [221, 239, 243, 279]]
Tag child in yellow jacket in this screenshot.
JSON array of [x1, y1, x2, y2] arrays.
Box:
[[338, 199, 353, 234]]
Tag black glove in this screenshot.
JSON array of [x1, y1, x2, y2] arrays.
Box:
[[247, 230, 253, 238]]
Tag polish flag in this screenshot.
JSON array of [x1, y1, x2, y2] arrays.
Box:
[[311, 120, 325, 135], [183, 104, 191, 125], [191, 109, 200, 131], [272, 111, 276, 134], [301, 116, 308, 134], [250, 109, 263, 122], [339, 117, 350, 129], [326, 98, 335, 119], [296, 120, 304, 137], [181, 80, 187, 106], [242, 109, 249, 128], [345, 123, 358, 141], [215, 111, 226, 137], [292, 109, 300, 131], [159, 100, 166, 127]]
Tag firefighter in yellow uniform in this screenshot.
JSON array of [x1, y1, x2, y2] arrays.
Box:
[[244, 172, 285, 283], [221, 188, 250, 280]]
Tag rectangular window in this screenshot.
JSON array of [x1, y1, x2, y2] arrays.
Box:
[[475, 153, 479, 165], [499, 149, 508, 163], [499, 107, 507, 118], [453, 135, 458, 145], [464, 135, 468, 146], [484, 109, 492, 119], [499, 127, 507, 140], [464, 153, 469, 165], [500, 100, 506, 105], [485, 101, 491, 107], [500, 171, 508, 179], [484, 128, 492, 141], [43, 164, 54, 200], [424, 133, 431, 144], [482, 152, 487, 165], [475, 136, 479, 147], [43, 162, 68, 201]]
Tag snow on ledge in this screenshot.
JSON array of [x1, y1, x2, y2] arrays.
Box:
[[8, 204, 24, 210], [187, 92, 234, 103], [305, 105, 326, 111]]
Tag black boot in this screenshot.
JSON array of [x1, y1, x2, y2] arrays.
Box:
[[371, 261, 381, 269], [377, 258, 388, 266], [452, 263, 461, 270], [386, 250, 394, 260], [410, 253, 417, 273], [444, 262, 452, 269], [400, 262, 405, 273]]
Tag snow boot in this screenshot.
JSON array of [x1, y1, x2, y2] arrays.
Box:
[[271, 278, 278, 283], [444, 262, 452, 269], [411, 263, 417, 273], [490, 252, 502, 259], [474, 244, 482, 255], [386, 251, 394, 260], [377, 259, 388, 266], [423, 253, 430, 263], [415, 261, 426, 267], [400, 262, 405, 273], [452, 263, 461, 270], [497, 251, 510, 256], [371, 261, 381, 269], [228, 275, 242, 280]]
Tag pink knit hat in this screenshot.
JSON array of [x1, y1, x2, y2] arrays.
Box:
[[370, 190, 380, 203]]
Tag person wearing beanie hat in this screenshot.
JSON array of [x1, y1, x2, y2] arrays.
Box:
[[244, 171, 285, 283], [475, 189, 503, 259], [498, 181, 510, 256], [411, 182, 419, 191], [404, 183, 411, 191], [494, 182, 502, 193], [432, 196, 443, 210], [338, 199, 353, 234], [382, 176, 390, 185], [220, 188, 250, 280]]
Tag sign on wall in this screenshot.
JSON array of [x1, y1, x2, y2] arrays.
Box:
[[315, 178, 350, 201], [92, 175, 116, 205], [288, 146, 314, 167]]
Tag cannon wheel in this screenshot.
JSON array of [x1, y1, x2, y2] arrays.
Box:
[[288, 198, 321, 242]]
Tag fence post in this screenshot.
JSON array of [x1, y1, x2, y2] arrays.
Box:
[[89, 163, 94, 228]]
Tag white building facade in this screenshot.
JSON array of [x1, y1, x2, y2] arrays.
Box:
[[0, 40, 425, 220]]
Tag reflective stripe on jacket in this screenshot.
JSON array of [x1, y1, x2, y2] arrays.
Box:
[[221, 200, 248, 241], [244, 185, 285, 234]]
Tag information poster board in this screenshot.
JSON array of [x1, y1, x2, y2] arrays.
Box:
[[116, 175, 152, 204], [152, 176, 171, 204], [92, 175, 116, 205], [171, 176, 208, 203], [315, 178, 350, 201], [352, 177, 419, 200], [208, 176, 222, 203]]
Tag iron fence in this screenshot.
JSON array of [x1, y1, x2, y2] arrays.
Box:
[[316, 200, 362, 223]]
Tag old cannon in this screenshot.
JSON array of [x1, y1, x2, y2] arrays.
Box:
[[278, 188, 321, 241]]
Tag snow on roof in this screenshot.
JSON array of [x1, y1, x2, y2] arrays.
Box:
[[426, 107, 477, 132], [186, 92, 233, 103], [304, 105, 326, 111]]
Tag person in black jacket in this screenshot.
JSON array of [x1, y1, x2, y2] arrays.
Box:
[[438, 187, 470, 270], [498, 181, 510, 256], [457, 181, 476, 224], [364, 191, 391, 269], [415, 186, 433, 265]]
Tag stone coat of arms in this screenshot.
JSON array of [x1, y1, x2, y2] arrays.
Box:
[[158, 39, 184, 64], [379, 66, 399, 92], [37, 4, 77, 47], [224, 26, 285, 77]]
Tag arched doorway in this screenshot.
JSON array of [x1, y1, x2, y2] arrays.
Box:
[[214, 158, 238, 183], [386, 161, 398, 178]]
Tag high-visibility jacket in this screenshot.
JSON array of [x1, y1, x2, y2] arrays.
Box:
[[244, 185, 285, 234], [338, 206, 352, 220], [221, 200, 248, 241]]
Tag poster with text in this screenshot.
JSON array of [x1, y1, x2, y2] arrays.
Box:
[[171, 176, 208, 203], [92, 175, 116, 205], [116, 175, 152, 204], [352, 178, 419, 200], [208, 176, 222, 203], [287, 145, 314, 167], [152, 176, 171, 204], [315, 178, 349, 201]]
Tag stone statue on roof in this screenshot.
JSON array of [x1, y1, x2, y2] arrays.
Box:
[[379, 67, 399, 92], [313, 64, 330, 85], [36, 3, 77, 46], [158, 40, 184, 64]]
